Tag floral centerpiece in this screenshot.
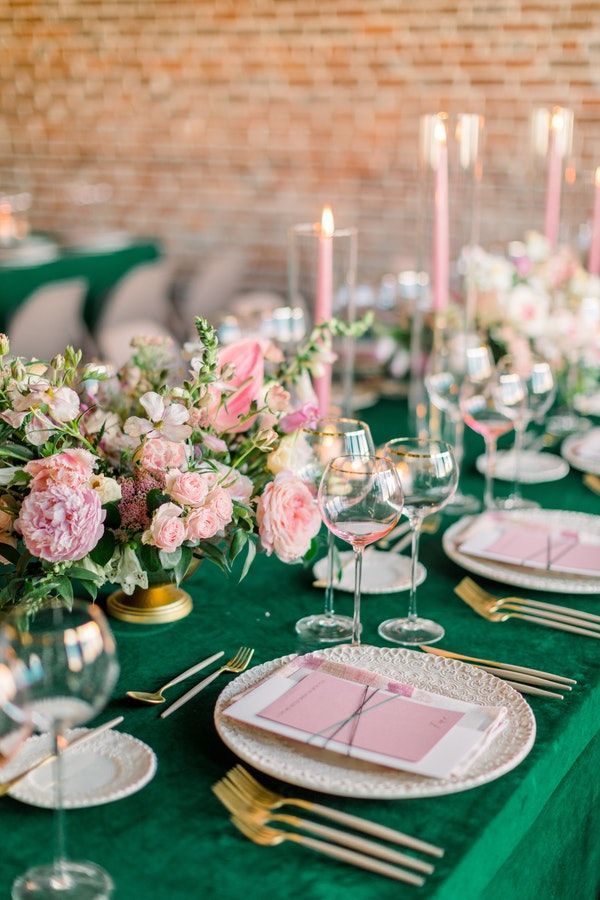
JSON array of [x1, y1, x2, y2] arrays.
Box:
[[0, 317, 366, 620]]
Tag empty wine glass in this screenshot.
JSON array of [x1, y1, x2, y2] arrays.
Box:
[[290, 417, 374, 642], [378, 439, 458, 645], [493, 353, 556, 510], [318, 455, 403, 645], [425, 332, 488, 515], [0, 651, 32, 769], [2, 601, 119, 900]]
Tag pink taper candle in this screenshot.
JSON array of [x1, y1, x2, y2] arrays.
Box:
[[314, 205, 334, 415], [588, 168, 600, 275], [544, 111, 565, 249], [432, 119, 449, 312]]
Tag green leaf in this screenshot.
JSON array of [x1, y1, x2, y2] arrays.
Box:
[[159, 548, 182, 571], [201, 542, 230, 574], [78, 580, 98, 601], [89, 531, 116, 567], [302, 536, 319, 565], [103, 502, 121, 529], [230, 529, 248, 563], [137, 543, 162, 573], [239, 538, 256, 582], [174, 545, 192, 586], [146, 489, 169, 514], [65, 565, 104, 585], [56, 576, 74, 607], [0, 542, 21, 566], [0, 443, 34, 461]]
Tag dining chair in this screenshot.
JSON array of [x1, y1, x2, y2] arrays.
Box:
[[98, 258, 173, 331], [97, 318, 175, 368], [8, 278, 91, 360], [179, 248, 248, 337]]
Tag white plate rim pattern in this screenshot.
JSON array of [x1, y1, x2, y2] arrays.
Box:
[[6, 727, 157, 809], [312, 548, 426, 595], [214, 645, 536, 800], [475, 450, 569, 483], [561, 429, 600, 476], [443, 510, 600, 594]]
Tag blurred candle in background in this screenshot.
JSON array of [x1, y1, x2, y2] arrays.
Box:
[[314, 205, 334, 414], [532, 106, 574, 250], [432, 119, 449, 312], [588, 167, 600, 275]]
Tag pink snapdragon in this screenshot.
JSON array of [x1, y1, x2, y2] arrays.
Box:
[[256, 471, 320, 563], [16, 483, 105, 563]]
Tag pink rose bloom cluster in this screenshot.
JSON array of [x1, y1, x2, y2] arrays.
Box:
[[144, 486, 233, 551], [256, 471, 320, 563], [140, 438, 188, 476], [16, 449, 105, 563]]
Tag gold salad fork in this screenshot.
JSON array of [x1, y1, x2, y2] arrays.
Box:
[[230, 817, 426, 886], [212, 777, 434, 875], [161, 647, 254, 719], [456, 578, 600, 639], [224, 765, 444, 857], [583, 473, 600, 496]]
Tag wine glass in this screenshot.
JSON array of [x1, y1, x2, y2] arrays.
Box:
[[378, 439, 458, 645], [0, 651, 32, 769], [425, 332, 489, 515], [493, 354, 556, 510], [290, 417, 374, 642], [2, 601, 119, 900], [318, 455, 403, 646]]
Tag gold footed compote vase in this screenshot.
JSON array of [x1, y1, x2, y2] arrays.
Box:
[[107, 559, 200, 624]]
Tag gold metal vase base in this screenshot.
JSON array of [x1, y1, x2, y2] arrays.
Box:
[[107, 583, 193, 625]]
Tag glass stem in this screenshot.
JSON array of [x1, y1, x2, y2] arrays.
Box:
[[484, 437, 497, 510], [407, 518, 422, 623], [53, 724, 67, 880], [452, 415, 465, 495], [352, 547, 363, 646], [511, 421, 525, 501], [324, 530, 335, 618]]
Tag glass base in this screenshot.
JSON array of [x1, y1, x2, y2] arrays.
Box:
[[493, 495, 539, 511], [13, 861, 113, 899], [295, 613, 355, 643], [378, 617, 445, 646], [546, 413, 592, 438], [443, 491, 480, 516]]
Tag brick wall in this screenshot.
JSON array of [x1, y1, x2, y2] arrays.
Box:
[[1, 0, 599, 291]]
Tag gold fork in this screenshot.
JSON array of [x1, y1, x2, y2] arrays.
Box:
[[225, 765, 444, 857], [161, 647, 254, 718], [583, 473, 600, 496], [212, 777, 434, 875], [230, 816, 426, 886], [455, 578, 600, 640]]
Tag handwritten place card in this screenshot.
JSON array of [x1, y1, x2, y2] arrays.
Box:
[[458, 513, 600, 577], [223, 654, 507, 780]]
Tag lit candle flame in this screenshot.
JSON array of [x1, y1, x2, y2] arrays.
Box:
[[434, 118, 447, 145], [551, 110, 564, 133], [595, 167, 600, 188], [321, 205, 334, 237]]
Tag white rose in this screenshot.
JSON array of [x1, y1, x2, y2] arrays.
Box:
[[90, 474, 122, 504]]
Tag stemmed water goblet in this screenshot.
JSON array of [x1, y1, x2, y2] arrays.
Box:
[[318, 455, 403, 646], [2, 601, 119, 900], [378, 439, 458, 645], [492, 354, 556, 510], [0, 651, 32, 769], [290, 417, 374, 642]]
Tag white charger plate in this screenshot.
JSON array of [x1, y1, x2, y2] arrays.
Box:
[[313, 548, 426, 594], [475, 450, 569, 483], [562, 429, 600, 476], [214, 645, 536, 800], [443, 510, 600, 594], [3, 728, 156, 809]]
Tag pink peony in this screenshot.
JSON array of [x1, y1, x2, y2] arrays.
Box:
[[140, 438, 188, 475], [279, 402, 319, 435], [207, 486, 233, 526], [211, 340, 264, 433], [16, 483, 105, 563], [143, 502, 185, 552], [25, 449, 96, 492], [256, 471, 321, 563], [164, 470, 211, 507], [185, 505, 221, 541]]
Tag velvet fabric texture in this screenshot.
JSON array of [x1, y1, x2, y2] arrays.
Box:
[[1, 400, 598, 899]]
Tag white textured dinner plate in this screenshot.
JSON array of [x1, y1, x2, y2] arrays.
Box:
[[475, 450, 569, 483], [4, 728, 156, 809], [313, 548, 426, 595], [215, 646, 536, 800], [443, 510, 600, 594], [562, 429, 600, 476]]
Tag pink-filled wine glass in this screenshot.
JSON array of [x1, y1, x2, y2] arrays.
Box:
[[461, 381, 514, 510], [318, 455, 403, 645]]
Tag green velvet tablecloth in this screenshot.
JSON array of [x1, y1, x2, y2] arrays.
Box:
[[0, 241, 161, 332], [1, 400, 599, 900]]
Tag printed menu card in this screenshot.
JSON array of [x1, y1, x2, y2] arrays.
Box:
[[223, 654, 507, 780], [458, 513, 600, 577]]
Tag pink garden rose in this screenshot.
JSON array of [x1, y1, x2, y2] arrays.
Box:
[[211, 340, 264, 433], [279, 402, 319, 435], [210, 462, 253, 503], [140, 438, 188, 475], [185, 505, 221, 541], [143, 502, 185, 552], [16, 483, 105, 563], [256, 471, 320, 563], [207, 486, 233, 526], [25, 449, 96, 492], [164, 470, 211, 507]]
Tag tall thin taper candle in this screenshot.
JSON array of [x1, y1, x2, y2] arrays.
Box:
[[588, 167, 600, 275], [314, 205, 334, 415], [544, 112, 565, 249], [432, 120, 449, 312]]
